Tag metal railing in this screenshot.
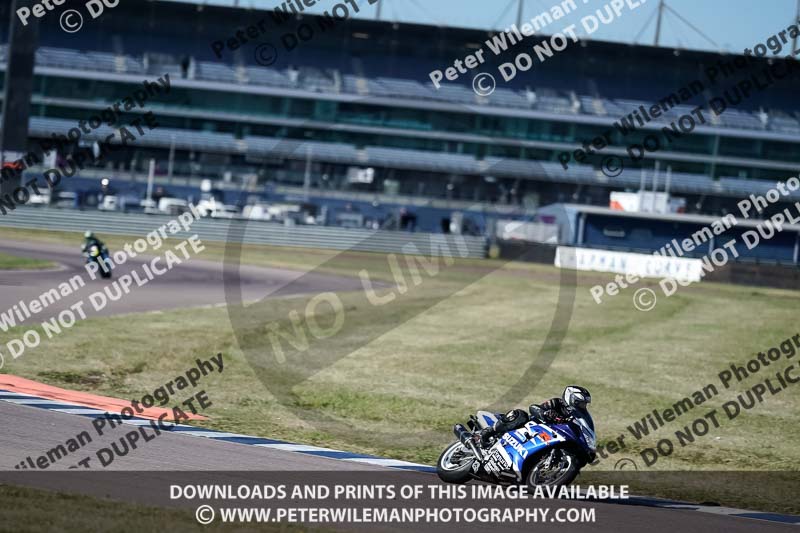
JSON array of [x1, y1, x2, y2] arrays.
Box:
[[0, 207, 489, 258]]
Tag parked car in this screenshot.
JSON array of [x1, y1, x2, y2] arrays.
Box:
[[141, 198, 158, 214], [157, 197, 189, 215], [197, 198, 238, 219], [52, 191, 78, 209], [28, 191, 51, 206], [98, 195, 119, 211]]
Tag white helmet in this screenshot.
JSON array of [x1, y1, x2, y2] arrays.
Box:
[[84, 231, 94, 239], [563, 385, 591, 409]]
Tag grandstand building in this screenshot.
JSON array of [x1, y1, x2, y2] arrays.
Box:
[[1, 1, 799, 232]]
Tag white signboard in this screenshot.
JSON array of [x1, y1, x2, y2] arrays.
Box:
[[555, 246, 703, 283], [497, 220, 558, 243]]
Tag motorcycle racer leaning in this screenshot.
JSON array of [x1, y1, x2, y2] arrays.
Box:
[[81, 231, 107, 255], [479, 385, 591, 448]]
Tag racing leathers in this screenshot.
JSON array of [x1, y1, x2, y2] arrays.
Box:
[[81, 237, 106, 255], [479, 398, 571, 448]]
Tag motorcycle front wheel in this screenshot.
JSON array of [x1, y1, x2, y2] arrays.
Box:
[[524, 448, 580, 490], [436, 441, 476, 484]]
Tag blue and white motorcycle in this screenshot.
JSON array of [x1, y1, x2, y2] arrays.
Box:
[[85, 244, 112, 279], [437, 408, 597, 489]]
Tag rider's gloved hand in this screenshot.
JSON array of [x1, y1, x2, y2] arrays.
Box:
[[540, 398, 569, 422], [479, 427, 494, 448]]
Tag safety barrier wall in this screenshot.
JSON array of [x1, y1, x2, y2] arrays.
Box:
[[0, 208, 489, 258]]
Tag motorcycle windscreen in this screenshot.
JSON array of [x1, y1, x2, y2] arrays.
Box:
[[572, 410, 596, 450], [572, 407, 595, 431]]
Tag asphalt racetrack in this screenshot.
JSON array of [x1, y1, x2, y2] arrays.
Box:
[[0, 403, 793, 533], [0, 240, 794, 532], [0, 401, 385, 472], [0, 240, 365, 324]]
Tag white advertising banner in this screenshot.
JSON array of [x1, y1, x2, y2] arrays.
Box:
[[554, 246, 703, 283]]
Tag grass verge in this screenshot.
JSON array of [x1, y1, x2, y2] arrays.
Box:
[[0, 484, 319, 533], [0, 226, 798, 514], [0, 251, 55, 270]]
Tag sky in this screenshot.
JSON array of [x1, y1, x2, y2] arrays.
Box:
[[166, 0, 800, 54]]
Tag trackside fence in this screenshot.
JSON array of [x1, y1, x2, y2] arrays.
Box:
[[0, 207, 489, 258]]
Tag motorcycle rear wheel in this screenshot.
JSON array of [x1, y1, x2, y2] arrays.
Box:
[[436, 441, 475, 484]]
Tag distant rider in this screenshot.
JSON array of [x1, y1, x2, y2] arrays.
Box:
[[479, 385, 591, 448], [81, 231, 107, 256]]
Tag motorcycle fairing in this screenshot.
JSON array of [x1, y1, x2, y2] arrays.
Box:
[[493, 422, 567, 478], [475, 411, 498, 429]]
